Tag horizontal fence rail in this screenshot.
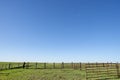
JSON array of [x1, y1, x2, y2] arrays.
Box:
[[85, 62, 120, 80]]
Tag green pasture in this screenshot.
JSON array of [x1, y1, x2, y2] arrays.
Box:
[[0, 69, 86, 80], [0, 62, 120, 80]]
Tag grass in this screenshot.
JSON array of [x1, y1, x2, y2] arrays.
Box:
[[0, 69, 120, 80], [0, 69, 86, 80], [0, 62, 120, 80]]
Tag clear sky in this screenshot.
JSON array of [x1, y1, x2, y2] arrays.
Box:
[[0, 0, 120, 62]]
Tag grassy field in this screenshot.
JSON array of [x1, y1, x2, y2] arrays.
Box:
[[0, 62, 120, 80], [0, 69, 86, 80], [1, 69, 120, 80]]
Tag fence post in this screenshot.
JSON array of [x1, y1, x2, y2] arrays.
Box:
[[110, 62, 112, 67], [96, 62, 98, 67], [116, 62, 120, 78], [44, 63, 46, 69], [73, 63, 75, 69], [23, 62, 26, 69], [36, 62, 37, 69], [80, 62, 82, 70], [61, 62, 64, 69], [71, 62, 73, 69], [103, 63, 105, 67], [53, 63, 55, 69], [8, 63, 11, 69]]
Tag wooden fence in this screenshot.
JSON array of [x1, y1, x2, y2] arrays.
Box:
[[85, 62, 120, 80], [0, 62, 84, 70], [0, 63, 24, 71], [22, 62, 84, 70]]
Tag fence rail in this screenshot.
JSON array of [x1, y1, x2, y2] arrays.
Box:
[[85, 62, 120, 80]]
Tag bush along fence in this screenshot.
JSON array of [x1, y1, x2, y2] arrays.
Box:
[[85, 62, 120, 80]]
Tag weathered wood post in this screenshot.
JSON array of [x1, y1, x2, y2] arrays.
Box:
[[53, 63, 55, 69], [96, 62, 98, 67], [8, 63, 11, 69], [71, 62, 73, 69], [44, 63, 46, 69], [103, 63, 105, 67], [61, 62, 64, 69], [23, 62, 26, 69], [80, 62, 82, 70], [35, 62, 37, 69], [110, 62, 112, 67], [73, 62, 76, 69]]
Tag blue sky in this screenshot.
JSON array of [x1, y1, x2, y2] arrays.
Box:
[[0, 0, 120, 62]]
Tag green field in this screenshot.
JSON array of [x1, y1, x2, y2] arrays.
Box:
[[0, 62, 120, 80], [0, 69, 86, 80]]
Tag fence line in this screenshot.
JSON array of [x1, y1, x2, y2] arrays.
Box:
[[0, 62, 85, 70]]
